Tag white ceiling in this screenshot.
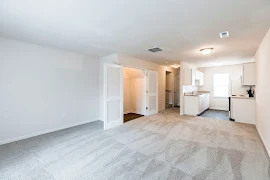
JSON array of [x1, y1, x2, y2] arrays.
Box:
[[1, 0, 270, 67]]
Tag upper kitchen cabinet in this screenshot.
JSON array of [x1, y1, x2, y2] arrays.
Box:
[[197, 71, 204, 86], [241, 63, 256, 86], [183, 69, 204, 86]]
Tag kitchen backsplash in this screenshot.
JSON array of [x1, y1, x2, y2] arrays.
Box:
[[183, 86, 198, 93]]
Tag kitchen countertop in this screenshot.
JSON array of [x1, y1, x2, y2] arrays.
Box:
[[231, 95, 255, 99], [184, 91, 210, 96]]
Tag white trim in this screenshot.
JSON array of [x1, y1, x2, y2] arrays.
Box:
[[0, 119, 99, 146], [124, 111, 132, 114], [209, 107, 229, 111], [124, 111, 145, 115], [122, 65, 148, 71], [256, 125, 270, 158]]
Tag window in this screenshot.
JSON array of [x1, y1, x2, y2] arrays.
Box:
[[213, 73, 229, 97]]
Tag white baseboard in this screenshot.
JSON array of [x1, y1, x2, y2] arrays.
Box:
[[256, 125, 270, 158], [124, 111, 135, 114], [0, 119, 98, 146], [124, 111, 145, 115], [209, 107, 229, 111], [124, 110, 136, 114]]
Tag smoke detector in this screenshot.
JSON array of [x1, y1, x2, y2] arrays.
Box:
[[148, 47, 163, 53], [220, 31, 229, 38]]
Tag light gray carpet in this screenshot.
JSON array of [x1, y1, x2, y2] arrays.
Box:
[[1, 108, 269, 180]]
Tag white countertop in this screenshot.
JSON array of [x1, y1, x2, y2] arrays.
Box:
[[184, 91, 210, 97], [231, 95, 255, 99]]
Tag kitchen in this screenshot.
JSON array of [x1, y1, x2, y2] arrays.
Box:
[[183, 62, 256, 125]]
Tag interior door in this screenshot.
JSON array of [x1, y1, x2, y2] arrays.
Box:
[[104, 64, 123, 130], [146, 70, 158, 115]]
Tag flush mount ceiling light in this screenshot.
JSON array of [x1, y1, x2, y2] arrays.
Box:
[[200, 48, 214, 55], [172, 64, 180, 68]]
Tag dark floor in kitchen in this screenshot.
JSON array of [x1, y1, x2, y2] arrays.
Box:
[[199, 109, 230, 120], [124, 113, 144, 123]]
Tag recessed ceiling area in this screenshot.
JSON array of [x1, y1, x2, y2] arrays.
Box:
[[0, 0, 269, 67]]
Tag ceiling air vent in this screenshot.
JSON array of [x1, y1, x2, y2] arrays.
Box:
[[148, 47, 163, 53], [220, 31, 229, 38]]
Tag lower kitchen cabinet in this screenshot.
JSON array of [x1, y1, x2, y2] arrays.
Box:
[[184, 93, 210, 116], [231, 98, 255, 124]]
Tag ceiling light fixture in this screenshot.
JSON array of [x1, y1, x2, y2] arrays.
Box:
[[200, 48, 214, 55], [172, 64, 180, 68]]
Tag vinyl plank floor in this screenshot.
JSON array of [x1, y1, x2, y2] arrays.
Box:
[[199, 109, 230, 120]]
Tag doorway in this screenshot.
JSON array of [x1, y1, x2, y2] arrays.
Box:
[[174, 67, 180, 107], [123, 67, 146, 123], [165, 71, 173, 109], [103, 64, 158, 130]]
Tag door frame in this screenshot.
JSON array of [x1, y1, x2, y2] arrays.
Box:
[[165, 70, 174, 109]]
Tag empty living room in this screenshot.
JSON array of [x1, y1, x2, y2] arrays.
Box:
[[1, 0, 270, 179]]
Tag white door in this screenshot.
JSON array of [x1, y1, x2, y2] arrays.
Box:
[[104, 64, 123, 130], [146, 70, 158, 115]]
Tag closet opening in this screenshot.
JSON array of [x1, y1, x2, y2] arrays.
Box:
[[123, 67, 146, 123], [165, 71, 173, 109], [174, 67, 180, 107]]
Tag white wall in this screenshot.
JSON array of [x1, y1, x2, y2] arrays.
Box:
[[119, 54, 177, 111], [132, 78, 146, 115], [253, 29, 270, 156], [0, 37, 100, 144], [124, 78, 132, 113], [198, 65, 248, 111], [123, 67, 145, 115], [98, 54, 118, 122], [179, 62, 198, 114]]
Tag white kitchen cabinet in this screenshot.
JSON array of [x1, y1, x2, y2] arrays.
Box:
[[184, 69, 204, 86], [231, 98, 255, 124], [192, 69, 197, 85], [195, 71, 204, 86], [241, 63, 256, 86], [184, 96, 199, 115], [199, 72, 204, 86], [184, 93, 210, 116]]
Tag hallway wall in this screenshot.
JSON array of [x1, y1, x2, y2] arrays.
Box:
[[253, 29, 270, 156]]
